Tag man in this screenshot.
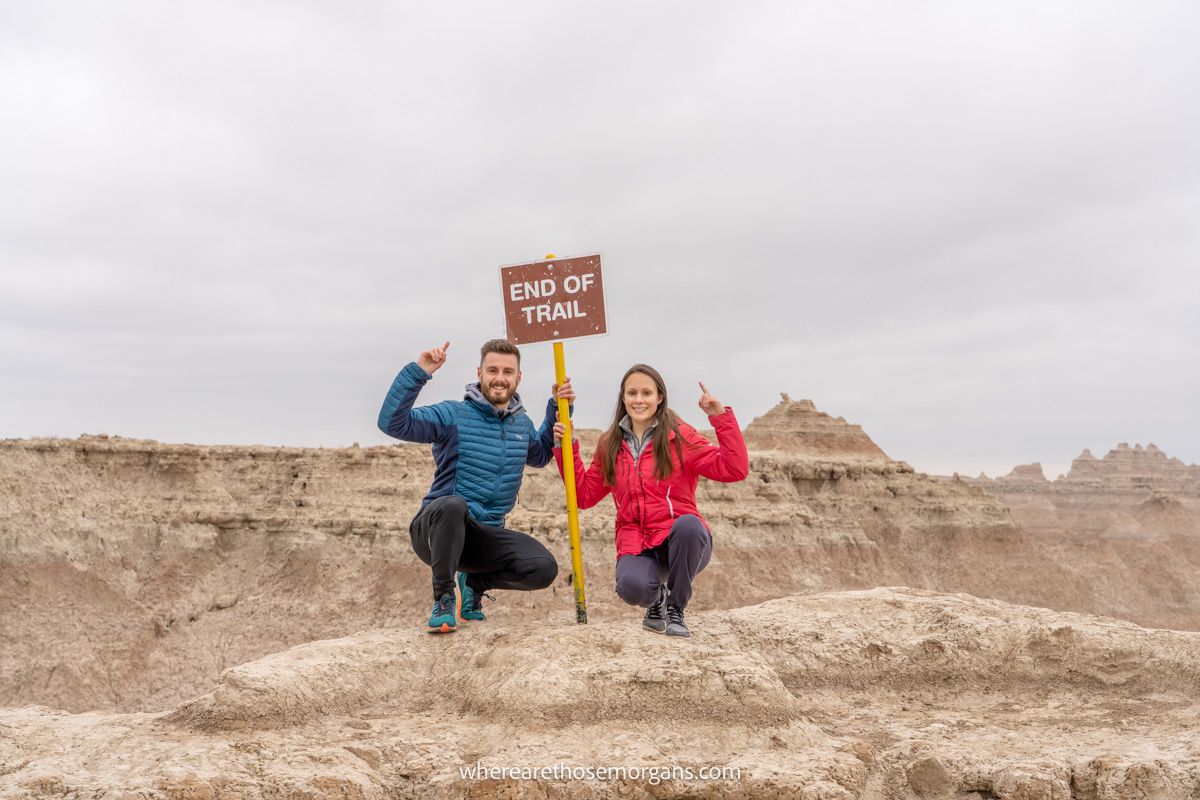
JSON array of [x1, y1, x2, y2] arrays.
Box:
[[377, 338, 573, 633]]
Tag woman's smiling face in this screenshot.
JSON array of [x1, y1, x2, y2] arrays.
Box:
[[623, 371, 662, 426]]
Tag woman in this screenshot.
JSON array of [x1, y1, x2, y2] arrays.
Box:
[[553, 364, 749, 637]]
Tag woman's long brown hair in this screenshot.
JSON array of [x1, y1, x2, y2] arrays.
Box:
[[599, 364, 687, 485]]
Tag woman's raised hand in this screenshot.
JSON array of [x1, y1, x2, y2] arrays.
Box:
[[698, 381, 726, 416], [417, 341, 450, 375], [553, 421, 568, 443]]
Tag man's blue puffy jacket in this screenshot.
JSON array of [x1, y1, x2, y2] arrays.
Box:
[[377, 361, 558, 526]]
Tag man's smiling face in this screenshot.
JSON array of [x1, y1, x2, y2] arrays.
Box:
[[477, 352, 521, 408]]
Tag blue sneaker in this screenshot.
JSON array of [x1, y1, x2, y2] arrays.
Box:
[[427, 592, 457, 634], [456, 572, 489, 622]]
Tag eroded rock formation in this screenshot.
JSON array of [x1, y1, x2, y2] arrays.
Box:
[[4, 399, 1200, 718], [3, 396, 1200, 796]]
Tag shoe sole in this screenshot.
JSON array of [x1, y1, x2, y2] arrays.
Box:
[[643, 621, 667, 633], [665, 628, 691, 638], [427, 622, 456, 634]]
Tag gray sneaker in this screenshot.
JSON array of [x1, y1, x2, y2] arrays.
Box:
[[665, 605, 690, 638], [642, 585, 668, 633]]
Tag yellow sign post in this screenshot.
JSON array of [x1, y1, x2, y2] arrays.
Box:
[[553, 338, 588, 624]]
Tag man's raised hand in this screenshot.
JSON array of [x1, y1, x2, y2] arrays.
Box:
[[418, 341, 450, 375], [551, 376, 576, 405], [551, 379, 574, 445], [698, 381, 726, 416]]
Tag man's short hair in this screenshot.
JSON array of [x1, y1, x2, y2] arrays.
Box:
[[480, 339, 521, 366]]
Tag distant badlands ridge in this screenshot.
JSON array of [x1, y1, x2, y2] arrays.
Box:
[[969, 442, 1200, 493], [748, 393, 1200, 494], [742, 394, 1200, 495]]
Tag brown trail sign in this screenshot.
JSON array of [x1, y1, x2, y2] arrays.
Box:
[[499, 254, 606, 345]]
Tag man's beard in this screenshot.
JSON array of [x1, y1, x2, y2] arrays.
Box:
[[485, 381, 515, 405]]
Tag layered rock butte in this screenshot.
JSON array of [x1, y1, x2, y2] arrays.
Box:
[[2, 395, 1199, 798]]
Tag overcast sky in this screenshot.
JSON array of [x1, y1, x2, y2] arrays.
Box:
[[2, 2, 1198, 478]]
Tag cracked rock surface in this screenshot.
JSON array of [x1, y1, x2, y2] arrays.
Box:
[[3, 588, 1199, 798]]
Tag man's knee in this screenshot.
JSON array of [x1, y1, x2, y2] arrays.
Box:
[[427, 494, 468, 518], [524, 555, 558, 590]]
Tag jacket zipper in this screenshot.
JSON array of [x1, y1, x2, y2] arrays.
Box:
[[623, 442, 647, 551], [490, 408, 507, 510], [635, 450, 651, 551]]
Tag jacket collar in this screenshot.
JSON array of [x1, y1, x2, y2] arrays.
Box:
[[465, 382, 525, 418], [619, 414, 658, 449]]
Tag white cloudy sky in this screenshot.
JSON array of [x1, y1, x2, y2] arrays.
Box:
[[3, 2, 1198, 478]]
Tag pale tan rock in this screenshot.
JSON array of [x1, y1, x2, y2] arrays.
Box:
[[998, 463, 1050, 484], [3, 589, 1199, 798]]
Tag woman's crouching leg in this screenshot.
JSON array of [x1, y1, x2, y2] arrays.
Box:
[[614, 553, 663, 607], [664, 515, 713, 609]]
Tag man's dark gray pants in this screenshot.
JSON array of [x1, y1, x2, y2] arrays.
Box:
[[409, 495, 558, 600], [614, 514, 712, 610]]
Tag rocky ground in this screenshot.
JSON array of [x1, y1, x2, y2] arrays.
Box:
[[3, 588, 1198, 798]]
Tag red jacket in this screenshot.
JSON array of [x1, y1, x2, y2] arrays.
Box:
[[554, 409, 750, 559]]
